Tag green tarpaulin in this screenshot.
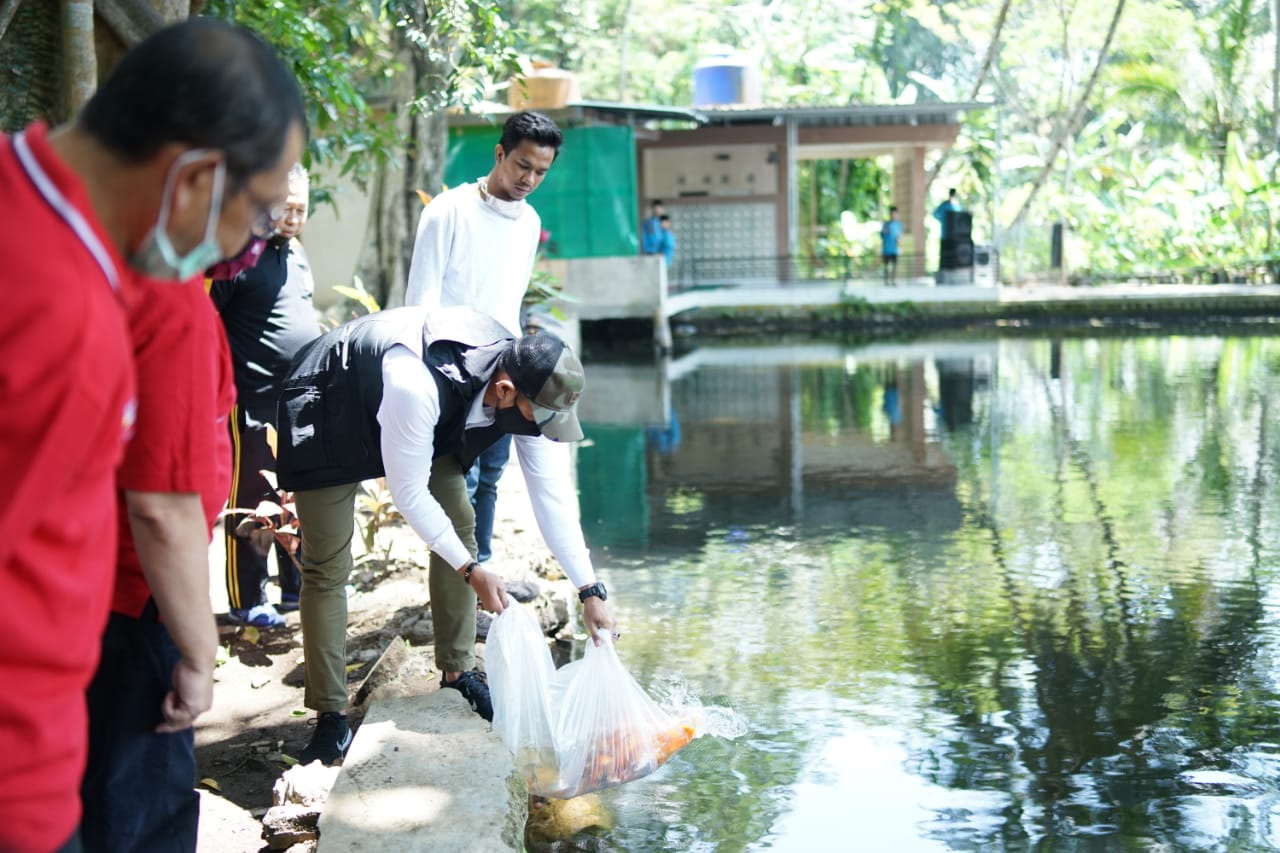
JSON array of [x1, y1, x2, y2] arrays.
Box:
[[446, 124, 639, 259]]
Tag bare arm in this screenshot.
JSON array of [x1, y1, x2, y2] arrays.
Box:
[[125, 490, 218, 733]]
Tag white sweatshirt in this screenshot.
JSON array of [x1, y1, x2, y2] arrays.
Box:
[[404, 179, 540, 335]]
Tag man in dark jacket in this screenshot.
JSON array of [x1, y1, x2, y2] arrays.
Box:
[[277, 305, 617, 765], [210, 164, 320, 628]]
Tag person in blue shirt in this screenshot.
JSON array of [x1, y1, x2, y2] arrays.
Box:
[[657, 214, 677, 270], [881, 206, 903, 286], [641, 199, 664, 255], [933, 188, 961, 239]]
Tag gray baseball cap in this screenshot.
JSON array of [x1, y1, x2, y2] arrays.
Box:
[[502, 331, 585, 442]]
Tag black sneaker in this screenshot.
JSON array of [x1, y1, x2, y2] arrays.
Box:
[[441, 670, 493, 722], [299, 711, 352, 766]]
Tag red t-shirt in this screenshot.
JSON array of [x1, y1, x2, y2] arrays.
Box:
[[0, 124, 137, 853], [114, 276, 235, 615]]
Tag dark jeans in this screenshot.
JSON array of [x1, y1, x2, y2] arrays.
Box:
[[465, 434, 512, 562], [81, 609, 198, 853], [225, 404, 300, 610], [883, 253, 898, 285]]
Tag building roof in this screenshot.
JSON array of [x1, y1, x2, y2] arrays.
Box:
[[446, 100, 708, 128], [570, 100, 708, 125], [699, 102, 992, 127], [446, 100, 991, 130]]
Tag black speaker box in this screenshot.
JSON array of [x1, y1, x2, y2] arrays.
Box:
[[940, 239, 974, 269], [945, 210, 973, 240]]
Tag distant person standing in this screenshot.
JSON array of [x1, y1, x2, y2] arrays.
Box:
[[933, 188, 961, 241], [405, 110, 563, 569], [657, 214, 677, 270], [210, 164, 321, 629], [641, 199, 665, 255], [881, 206, 903, 286]]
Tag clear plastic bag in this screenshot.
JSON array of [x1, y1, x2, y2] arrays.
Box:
[[488, 601, 696, 799]]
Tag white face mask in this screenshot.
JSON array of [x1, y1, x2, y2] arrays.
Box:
[[129, 148, 226, 281]]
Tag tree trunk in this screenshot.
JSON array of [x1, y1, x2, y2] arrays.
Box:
[[0, 0, 22, 42], [1006, 0, 1127, 237], [148, 0, 188, 18], [61, 0, 95, 112], [354, 23, 452, 311], [94, 0, 167, 47]]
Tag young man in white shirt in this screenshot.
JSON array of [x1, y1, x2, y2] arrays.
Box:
[[404, 110, 562, 566], [277, 305, 616, 765]]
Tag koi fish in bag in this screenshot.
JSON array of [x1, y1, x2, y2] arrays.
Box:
[[488, 600, 696, 799]]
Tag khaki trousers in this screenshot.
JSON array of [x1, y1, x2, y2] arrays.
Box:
[[294, 455, 478, 712]]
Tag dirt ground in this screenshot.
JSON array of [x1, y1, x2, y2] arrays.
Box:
[[194, 471, 568, 852], [195, 540, 426, 851]]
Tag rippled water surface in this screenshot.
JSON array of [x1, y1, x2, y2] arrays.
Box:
[[561, 334, 1280, 851]]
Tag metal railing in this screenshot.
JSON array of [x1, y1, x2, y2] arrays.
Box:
[[671, 251, 999, 290]]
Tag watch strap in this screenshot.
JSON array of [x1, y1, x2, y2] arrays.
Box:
[[578, 582, 607, 602]]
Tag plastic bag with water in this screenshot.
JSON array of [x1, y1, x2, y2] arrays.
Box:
[[487, 600, 697, 799]]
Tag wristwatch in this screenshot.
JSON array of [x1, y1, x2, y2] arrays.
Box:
[[461, 561, 479, 585], [578, 582, 607, 602]]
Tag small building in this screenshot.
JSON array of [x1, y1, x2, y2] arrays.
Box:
[[442, 99, 985, 283], [303, 84, 988, 326]]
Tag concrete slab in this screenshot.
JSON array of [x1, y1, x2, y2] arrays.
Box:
[[317, 691, 526, 852]]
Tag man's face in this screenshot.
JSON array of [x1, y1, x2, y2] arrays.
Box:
[[165, 121, 305, 260], [488, 139, 556, 202], [274, 180, 309, 241]]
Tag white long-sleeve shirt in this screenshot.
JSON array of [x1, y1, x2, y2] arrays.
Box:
[[376, 339, 595, 588], [404, 179, 541, 335]]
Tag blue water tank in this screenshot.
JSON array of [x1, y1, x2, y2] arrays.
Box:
[[693, 50, 760, 107]]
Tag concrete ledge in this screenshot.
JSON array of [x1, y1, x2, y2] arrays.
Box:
[[317, 691, 526, 851]]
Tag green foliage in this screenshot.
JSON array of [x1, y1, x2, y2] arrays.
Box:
[[204, 0, 520, 207], [400, 0, 521, 114], [203, 0, 395, 197], [355, 478, 402, 562], [797, 159, 888, 260], [213, 0, 1280, 277]]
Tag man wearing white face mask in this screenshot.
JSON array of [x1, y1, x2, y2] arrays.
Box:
[[211, 164, 322, 630], [0, 18, 305, 853]]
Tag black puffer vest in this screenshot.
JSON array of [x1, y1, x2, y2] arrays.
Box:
[[275, 306, 512, 491]]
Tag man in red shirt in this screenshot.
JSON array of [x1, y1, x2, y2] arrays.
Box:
[[0, 18, 304, 853], [80, 275, 236, 850]]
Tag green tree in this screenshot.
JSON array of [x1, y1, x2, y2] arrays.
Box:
[[206, 0, 520, 306]]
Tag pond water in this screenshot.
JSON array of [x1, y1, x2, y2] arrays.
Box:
[[559, 332, 1280, 851]]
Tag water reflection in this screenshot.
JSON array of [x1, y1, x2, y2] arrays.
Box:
[[562, 334, 1280, 851]]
